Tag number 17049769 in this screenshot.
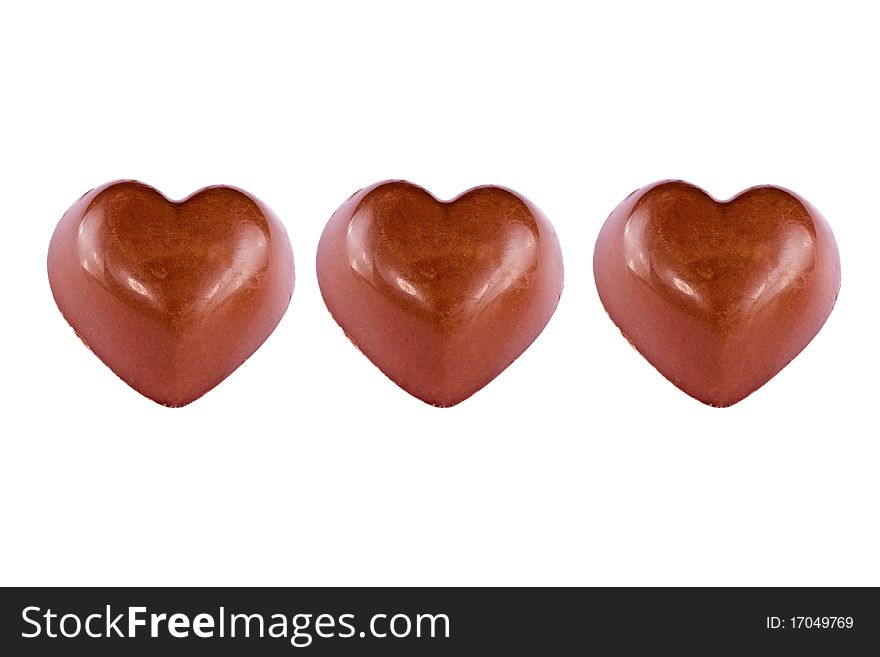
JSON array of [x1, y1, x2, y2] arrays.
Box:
[[766, 616, 854, 630]]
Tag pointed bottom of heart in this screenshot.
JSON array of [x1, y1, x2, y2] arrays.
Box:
[[333, 313, 558, 408], [59, 310, 285, 408], [611, 305, 838, 408]]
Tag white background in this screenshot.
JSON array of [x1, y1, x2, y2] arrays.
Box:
[[1, 1, 877, 586]]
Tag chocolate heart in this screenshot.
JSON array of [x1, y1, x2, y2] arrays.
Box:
[[593, 180, 840, 407], [48, 180, 295, 406], [317, 180, 564, 406]]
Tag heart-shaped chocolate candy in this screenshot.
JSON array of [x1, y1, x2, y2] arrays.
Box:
[[593, 180, 840, 406], [48, 180, 295, 406], [317, 180, 564, 406]]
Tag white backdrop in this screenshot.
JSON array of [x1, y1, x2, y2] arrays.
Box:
[[1, 1, 877, 586]]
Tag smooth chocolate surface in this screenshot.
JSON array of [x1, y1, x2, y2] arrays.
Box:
[[593, 180, 840, 406], [48, 180, 295, 406], [317, 180, 564, 406]]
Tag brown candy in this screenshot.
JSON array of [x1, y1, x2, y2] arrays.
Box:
[[317, 180, 564, 406], [593, 180, 840, 406], [48, 180, 295, 406]]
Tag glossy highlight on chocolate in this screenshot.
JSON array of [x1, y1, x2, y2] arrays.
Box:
[[48, 180, 295, 406], [593, 180, 841, 407], [317, 180, 564, 406]]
